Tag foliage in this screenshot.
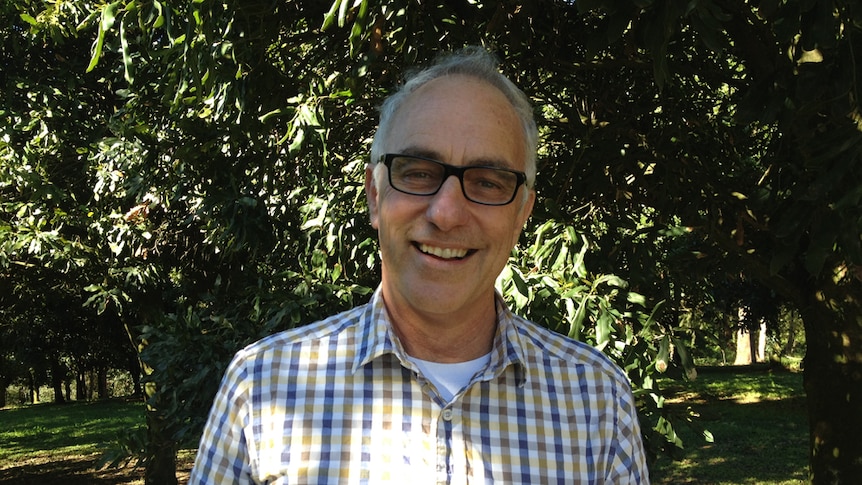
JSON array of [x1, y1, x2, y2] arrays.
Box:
[[3, 0, 862, 481], [136, 270, 373, 453], [0, 0, 136, 400], [500, 219, 693, 459]]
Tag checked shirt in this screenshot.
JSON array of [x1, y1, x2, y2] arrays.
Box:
[[189, 288, 649, 484]]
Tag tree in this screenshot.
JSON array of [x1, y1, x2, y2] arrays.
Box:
[[0, 0, 139, 404], [540, 2, 862, 481], [5, 0, 861, 482]]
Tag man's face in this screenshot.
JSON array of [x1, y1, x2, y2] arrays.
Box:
[[366, 75, 535, 321]]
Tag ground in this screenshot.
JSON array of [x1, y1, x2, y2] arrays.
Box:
[[0, 452, 194, 485]]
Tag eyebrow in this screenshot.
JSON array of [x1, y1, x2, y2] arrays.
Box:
[[398, 146, 514, 170]]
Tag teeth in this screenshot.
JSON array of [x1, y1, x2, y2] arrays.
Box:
[[418, 244, 468, 259]]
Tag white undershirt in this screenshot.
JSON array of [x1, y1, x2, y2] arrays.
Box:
[[409, 353, 492, 402]]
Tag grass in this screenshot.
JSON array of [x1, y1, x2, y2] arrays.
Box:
[[0, 398, 143, 463], [0, 398, 154, 484], [649, 369, 809, 484], [0, 371, 808, 484]]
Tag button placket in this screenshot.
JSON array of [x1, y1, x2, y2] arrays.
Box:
[[442, 408, 454, 421]]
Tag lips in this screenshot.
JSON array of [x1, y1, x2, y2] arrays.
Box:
[[417, 243, 470, 260]]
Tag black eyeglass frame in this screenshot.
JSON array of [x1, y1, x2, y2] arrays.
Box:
[[380, 153, 528, 206]]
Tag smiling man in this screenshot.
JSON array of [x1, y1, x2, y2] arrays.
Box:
[[367, 72, 535, 364], [189, 46, 650, 484]]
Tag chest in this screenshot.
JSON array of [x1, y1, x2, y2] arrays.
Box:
[[246, 363, 617, 484]]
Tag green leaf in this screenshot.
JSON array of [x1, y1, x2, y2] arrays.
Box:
[[671, 336, 697, 380], [20, 13, 38, 26], [349, 0, 370, 57], [120, 15, 134, 83], [598, 274, 627, 288], [655, 335, 670, 373], [569, 297, 589, 341], [626, 291, 647, 307], [337, 0, 350, 27], [322, 0, 343, 31], [509, 268, 531, 309], [153, 0, 165, 29], [75, 10, 101, 32], [596, 312, 613, 349], [87, 1, 122, 73], [101, 1, 121, 32], [638, 299, 666, 335]]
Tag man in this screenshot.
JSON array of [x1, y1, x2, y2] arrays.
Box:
[[189, 46, 650, 484]]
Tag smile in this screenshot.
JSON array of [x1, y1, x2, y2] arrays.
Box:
[[417, 243, 471, 260]]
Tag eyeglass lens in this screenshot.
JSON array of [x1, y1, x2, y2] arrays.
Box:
[[388, 155, 521, 205]]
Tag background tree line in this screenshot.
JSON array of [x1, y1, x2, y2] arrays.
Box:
[[1, 0, 860, 483]]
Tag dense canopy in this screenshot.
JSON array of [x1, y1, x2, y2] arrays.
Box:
[[2, 0, 860, 483]]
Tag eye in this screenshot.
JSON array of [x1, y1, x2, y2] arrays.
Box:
[[401, 168, 436, 180], [475, 178, 504, 190], [465, 169, 514, 193], [391, 157, 444, 192]]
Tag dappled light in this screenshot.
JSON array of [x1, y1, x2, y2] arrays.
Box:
[[651, 372, 808, 484]]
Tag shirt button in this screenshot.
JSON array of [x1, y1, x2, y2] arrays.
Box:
[[442, 409, 453, 421]]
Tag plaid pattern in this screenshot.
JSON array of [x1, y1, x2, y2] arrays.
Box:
[[189, 288, 649, 484]]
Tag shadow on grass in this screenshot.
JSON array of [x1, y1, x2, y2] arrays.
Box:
[[0, 449, 195, 485], [0, 452, 143, 485], [0, 399, 144, 463], [0, 399, 147, 484], [650, 371, 809, 484]]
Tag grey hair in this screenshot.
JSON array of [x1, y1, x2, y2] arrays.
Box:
[[370, 46, 538, 190]]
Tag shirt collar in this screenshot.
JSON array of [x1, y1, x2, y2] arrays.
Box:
[[352, 286, 528, 385]]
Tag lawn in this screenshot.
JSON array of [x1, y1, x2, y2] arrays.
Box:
[[649, 369, 809, 484], [0, 370, 808, 484], [0, 398, 160, 484]]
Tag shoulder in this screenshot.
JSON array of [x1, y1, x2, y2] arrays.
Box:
[[510, 315, 631, 387], [234, 303, 369, 362]]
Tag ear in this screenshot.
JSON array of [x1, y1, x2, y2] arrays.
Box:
[[365, 164, 380, 229], [511, 188, 535, 245]]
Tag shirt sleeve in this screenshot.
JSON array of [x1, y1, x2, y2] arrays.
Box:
[[188, 351, 255, 485], [608, 380, 651, 484]]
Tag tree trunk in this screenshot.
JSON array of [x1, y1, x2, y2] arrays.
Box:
[[748, 328, 758, 363], [97, 367, 109, 400], [734, 328, 753, 365], [0, 378, 7, 408], [783, 313, 799, 356], [127, 305, 179, 484], [144, 409, 178, 485], [734, 307, 754, 365], [76, 371, 86, 401], [800, 271, 862, 483], [132, 370, 143, 398], [29, 371, 39, 404], [129, 359, 144, 398], [756, 321, 767, 362], [87, 370, 95, 400], [50, 359, 65, 404]]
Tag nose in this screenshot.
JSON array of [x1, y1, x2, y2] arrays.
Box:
[[425, 175, 470, 231]]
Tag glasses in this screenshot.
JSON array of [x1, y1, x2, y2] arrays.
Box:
[[380, 154, 528, 206]]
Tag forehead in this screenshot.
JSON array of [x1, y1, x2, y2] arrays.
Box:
[[385, 75, 526, 170]]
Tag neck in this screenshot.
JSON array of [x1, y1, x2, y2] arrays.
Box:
[[383, 296, 498, 363]]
